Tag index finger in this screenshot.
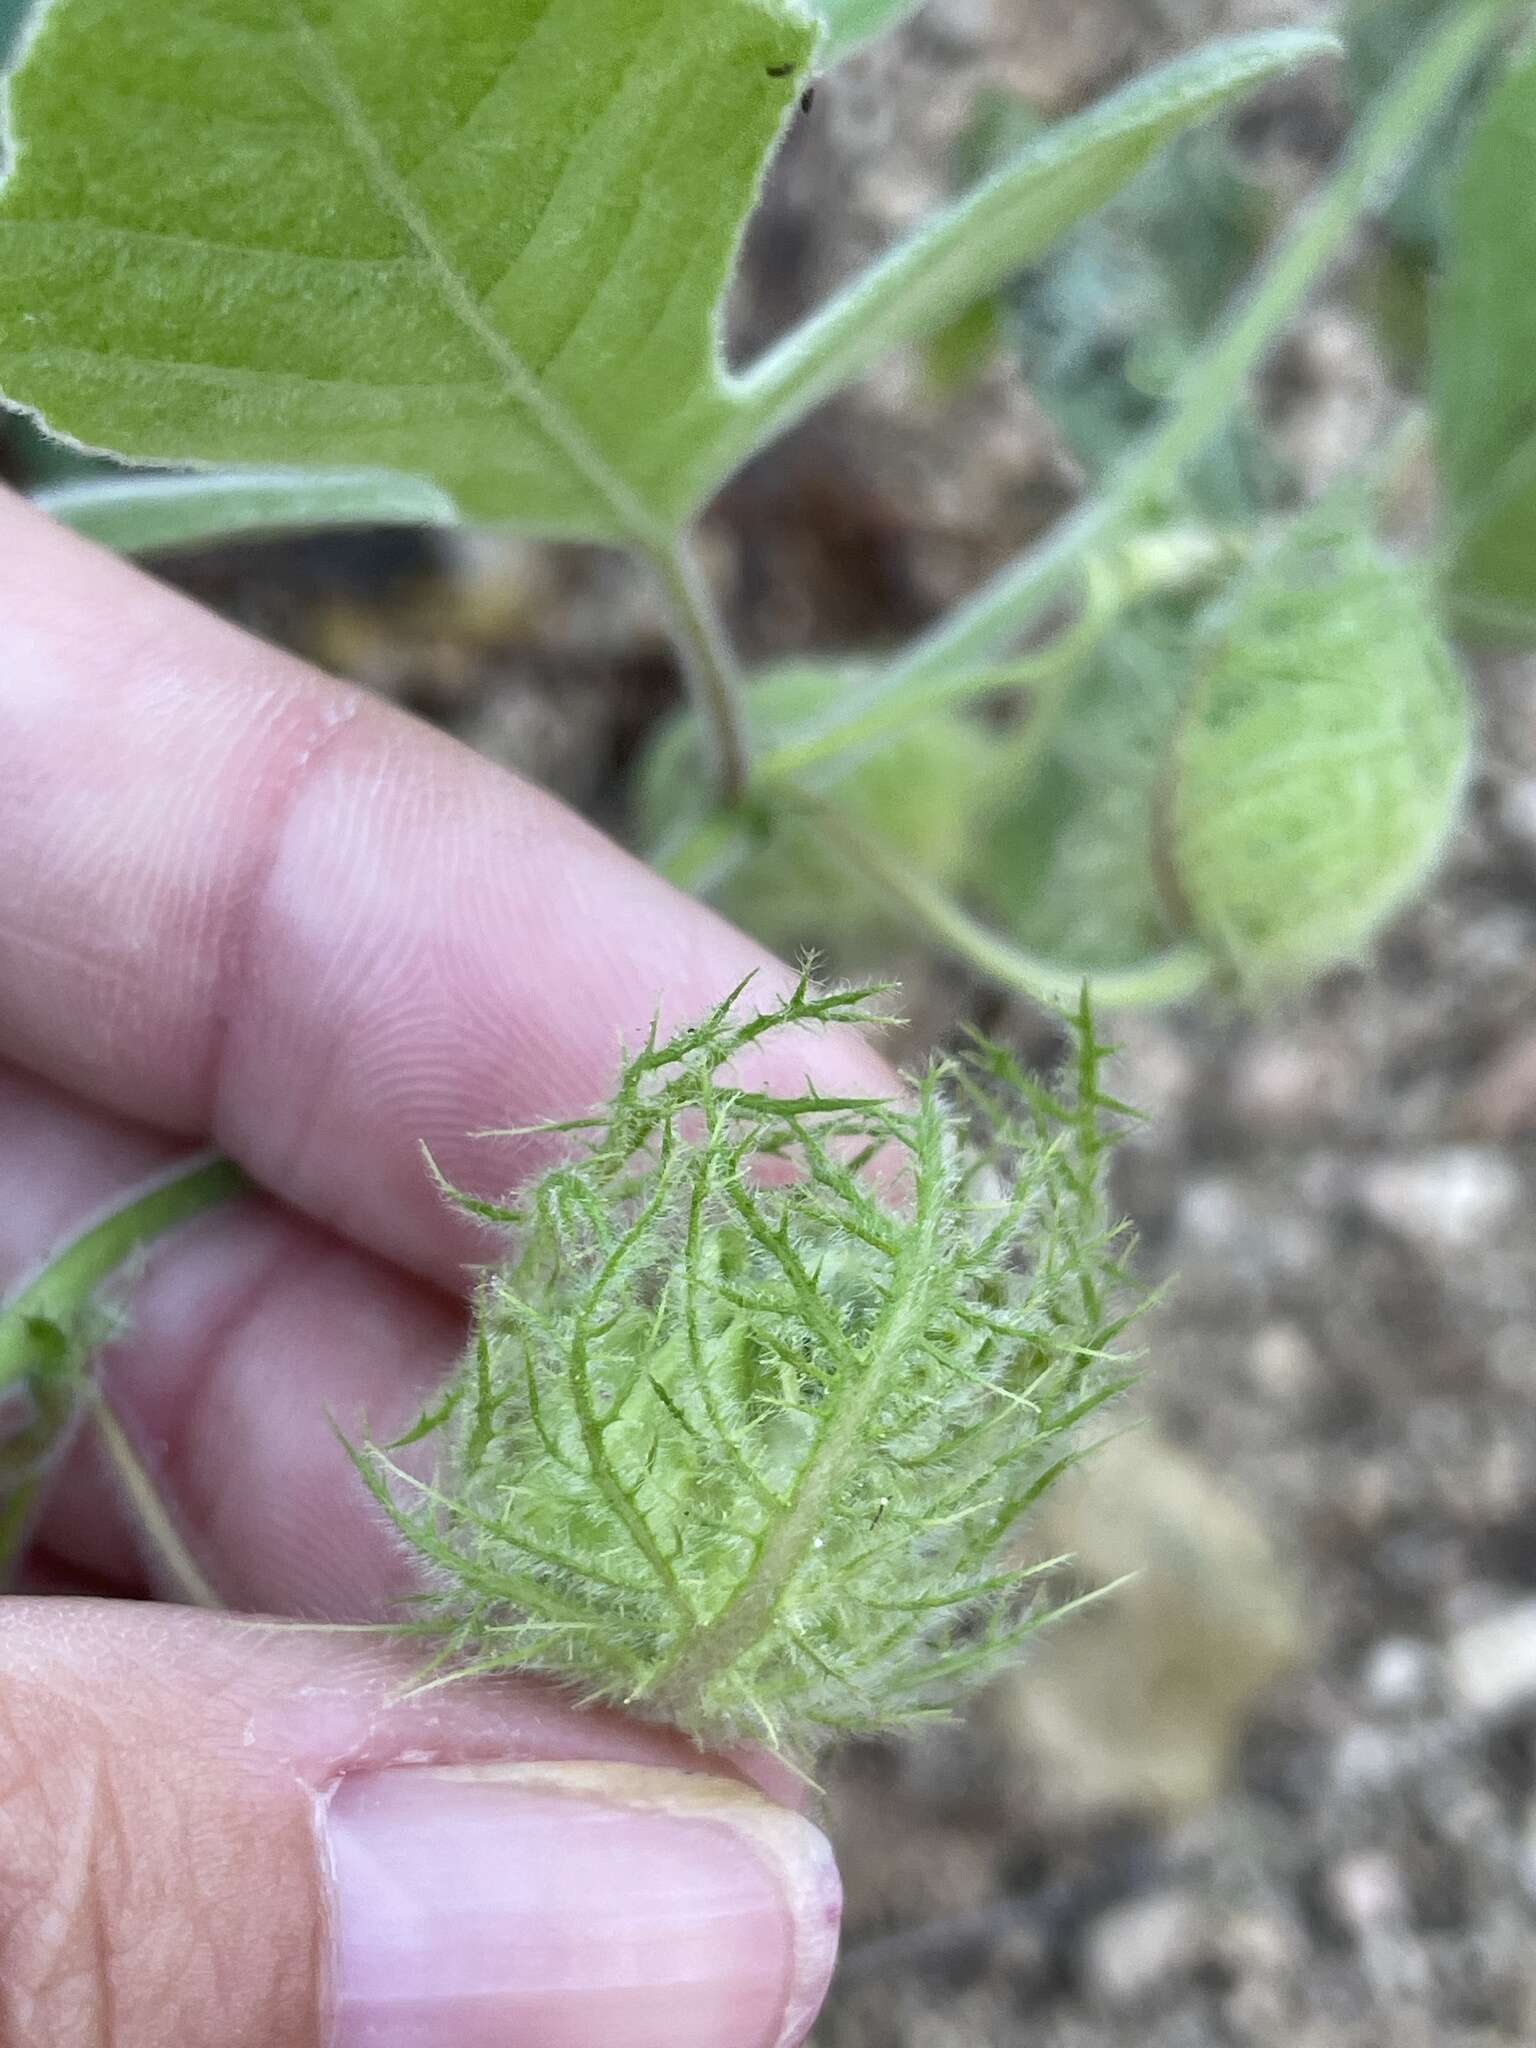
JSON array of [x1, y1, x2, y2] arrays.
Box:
[[0, 491, 894, 1292]]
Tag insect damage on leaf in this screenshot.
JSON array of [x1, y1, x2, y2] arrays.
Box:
[[352, 977, 1138, 1757]]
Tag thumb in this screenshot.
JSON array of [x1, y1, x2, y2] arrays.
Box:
[[0, 1599, 841, 2048]]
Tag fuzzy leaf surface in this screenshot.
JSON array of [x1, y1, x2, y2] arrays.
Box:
[[1435, 38, 1536, 641], [0, 9, 1330, 541], [0, 0, 818, 543], [358, 980, 1134, 1755]]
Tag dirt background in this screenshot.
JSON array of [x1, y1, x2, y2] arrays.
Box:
[[10, 1, 1536, 2040]]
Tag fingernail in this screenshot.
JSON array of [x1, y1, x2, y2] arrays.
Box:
[[325, 1760, 842, 2048]]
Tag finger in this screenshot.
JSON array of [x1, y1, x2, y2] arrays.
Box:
[[0, 491, 893, 1295], [0, 1599, 840, 2048], [3, 1058, 460, 1613]]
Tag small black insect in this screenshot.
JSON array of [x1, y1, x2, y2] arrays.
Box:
[[800, 84, 816, 114], [765, 59, 795, 77]]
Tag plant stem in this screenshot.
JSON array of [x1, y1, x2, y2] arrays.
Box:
[[647, 535, 753, 806], [813, 804, 1218, 1009], [0, 1153, 248, 1586], [758, 525, 1242, 786], [0, 1154, 248, 1392]]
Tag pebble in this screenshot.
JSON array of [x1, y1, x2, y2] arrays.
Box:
[[1328, 1850, 1409, 1934], [1446, 1599, 1536, 1720], [1082, 1889, 1204, 2009], [1246, 1321, 1323, 1404], [1358, 1148, 1522, 1253], [1362, 1636, 1437, 1715]]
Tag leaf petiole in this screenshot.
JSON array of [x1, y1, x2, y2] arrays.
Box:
[[645, 535, 754, 805]]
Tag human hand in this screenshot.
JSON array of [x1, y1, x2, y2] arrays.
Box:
[[0, 488, 886, 2048]]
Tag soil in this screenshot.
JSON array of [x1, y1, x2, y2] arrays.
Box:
[[11, 1, 1536, 2040]]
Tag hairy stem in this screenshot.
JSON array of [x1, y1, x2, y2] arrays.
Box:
[[647, 535, 753, 806]]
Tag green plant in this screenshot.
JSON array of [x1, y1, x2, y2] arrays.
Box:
[[0, 0, 1527, 1750], [350, 978, 1133, 1753], [0, 0, 1507, 992]]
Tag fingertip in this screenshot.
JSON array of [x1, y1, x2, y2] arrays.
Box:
[[326, 1761, 841, 2048]]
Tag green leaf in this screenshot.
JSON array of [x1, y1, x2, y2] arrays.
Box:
[[0, 0, 819, 545], [817, 0, 924, 65], [1170, 506, 1471, 986], [1435, 39, 1536, 642], [35, 466, 457, 553], [0, 8, 1332, 543]]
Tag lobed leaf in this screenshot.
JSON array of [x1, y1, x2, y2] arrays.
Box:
[[0, 4, 1334, 544], [0, 0, 820, 544]]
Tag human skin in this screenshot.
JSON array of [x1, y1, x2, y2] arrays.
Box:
[[0, 487, 893, 2048]]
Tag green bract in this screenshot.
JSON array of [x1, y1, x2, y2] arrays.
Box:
[[976, 611, 1192, 975], [974, 506, 1471, 998], [354, 979, 1134, 1755], [1170, 511, 1471, 988]]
